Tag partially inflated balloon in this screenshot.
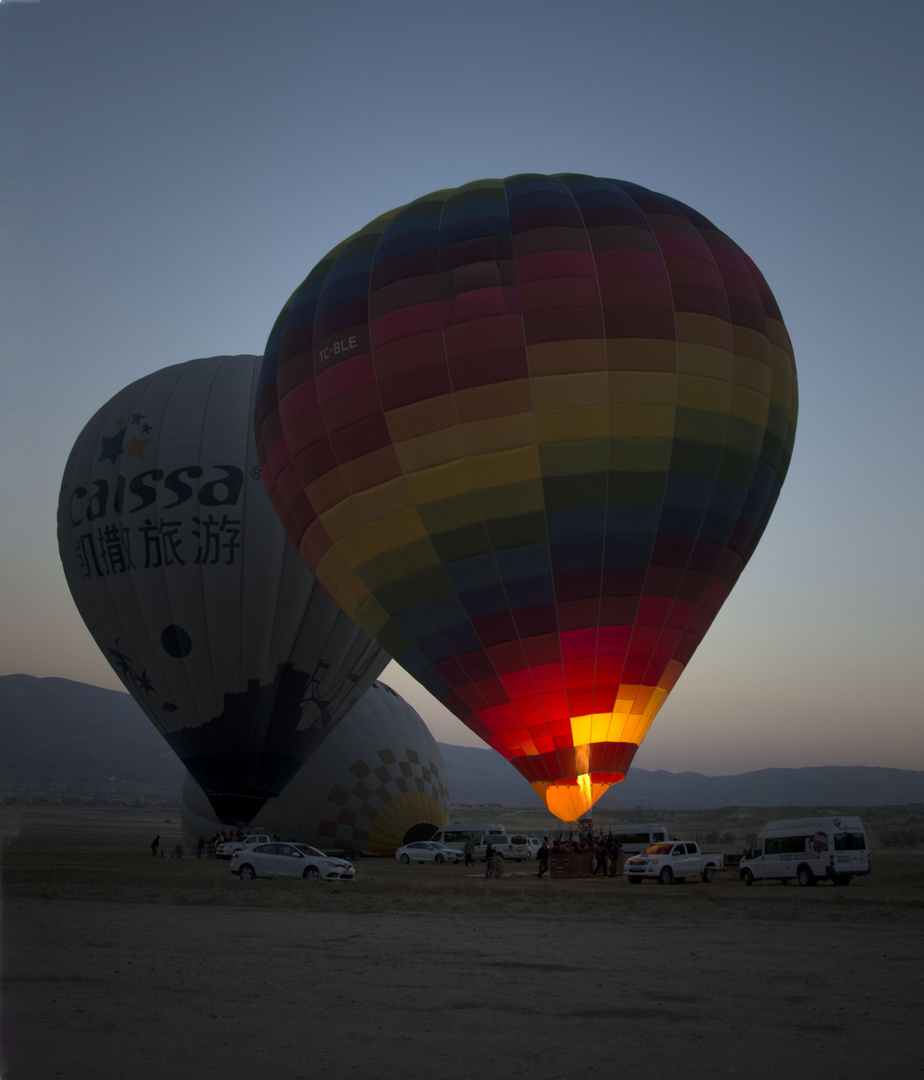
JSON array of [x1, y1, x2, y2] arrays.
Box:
[[182, 680, 451, 855], [58, 356, 387, 824], [255, 175, 798, 821]]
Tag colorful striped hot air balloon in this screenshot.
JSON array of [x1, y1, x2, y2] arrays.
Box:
[[255, 174, 798, 821]]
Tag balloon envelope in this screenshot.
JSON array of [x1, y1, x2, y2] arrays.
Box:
[[182, 680, 451, 854], [58, 355, 387, 824], [255, 175, 798, 821]]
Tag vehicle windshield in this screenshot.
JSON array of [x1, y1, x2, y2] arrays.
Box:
[[293, 844, 327, 859], [646, 844, 673, 855]]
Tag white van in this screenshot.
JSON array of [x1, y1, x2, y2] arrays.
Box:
[[473, 833, 531, 863], [605, 825, 669, 857], [429, 824, 505, 853], [739, 816, 870, 887]]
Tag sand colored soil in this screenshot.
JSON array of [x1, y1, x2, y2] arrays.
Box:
[[2, 808, 923, 1079]]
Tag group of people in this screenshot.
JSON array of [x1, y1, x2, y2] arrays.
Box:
[[535, 834, 622, 879], [150, 830, 281, 860]]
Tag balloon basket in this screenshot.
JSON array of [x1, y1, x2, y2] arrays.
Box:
[[548, 851, 595, 878]]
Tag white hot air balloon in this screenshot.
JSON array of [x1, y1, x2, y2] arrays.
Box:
[[58, 356, 387, 824], [182, 680, 451, 855]]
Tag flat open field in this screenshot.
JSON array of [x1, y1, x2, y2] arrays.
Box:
[[3, 806, 923, 1079]]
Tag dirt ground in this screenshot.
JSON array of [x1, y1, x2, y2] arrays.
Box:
[[2, 807, 923, 1080]]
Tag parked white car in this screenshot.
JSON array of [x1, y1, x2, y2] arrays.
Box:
[[395, 841, 465, 864], [231, 842, 354, 881]]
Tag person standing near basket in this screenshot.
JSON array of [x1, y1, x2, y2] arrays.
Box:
[[537, 838, 550, 879], [463, 837, 475, 867]]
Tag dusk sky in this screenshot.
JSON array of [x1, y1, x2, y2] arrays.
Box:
[[2, 0, 922, 775]]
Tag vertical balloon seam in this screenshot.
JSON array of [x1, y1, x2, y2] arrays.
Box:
[[183, 358, 227, 771], [666, 197, 741, 716], [612, 184, 674, 733], [307, 193, 505, 742], [592, 176, 651, 756], [361, 192, 485, 717], [171, 358, 233, 773], [129, 364, 199, 746], [597, 182, 682, 742], [257, 298, 302, 549], [194, 356, 267, 787], [664, 199, 740, 710], [553, 174, 619, 776], [121, 365, 194, 745], [496, 174, 625, 802], [546, 175, 657, 795], [427, 178, 558, 779], [504, 175, 576, 783], [625, 188, 756, 741], [378, 187, 506, 737], [616, 188, 730, 733], [245, 354, 283, 696], [610, 185, 758, 755], [375, 180, 564, 783], [106, 366, 192, 747], [227, 355, 272, 776], [437, 179, 552, 766], [242, 353, 293, 766], [499, 174, 584, 785]]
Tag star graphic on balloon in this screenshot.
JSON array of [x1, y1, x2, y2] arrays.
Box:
[[98, 428, 127, 464], [131, 412, 144, 425], [141, 422, 152, 434], [125, 436, 152, 461]]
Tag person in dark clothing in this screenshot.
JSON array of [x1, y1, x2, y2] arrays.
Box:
[[592, 838, 607, 876], [484, 842, 496, 878], [151, 835, 160, 857], [537, 838, 550, 879], [608, 837, 621, 877]]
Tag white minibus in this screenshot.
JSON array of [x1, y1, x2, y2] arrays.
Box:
[[604, 824, 669, 857], [473, 833, 531, 862], [739, 816, 870, 887], [429, 823, 505, 852]]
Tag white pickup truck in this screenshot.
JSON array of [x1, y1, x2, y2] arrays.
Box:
[[624, 841, 724, 885], [215, 833, 272, 859]]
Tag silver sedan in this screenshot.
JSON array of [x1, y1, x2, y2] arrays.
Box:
[[394, 841, 464, 864], [231, 842, 354, 881]]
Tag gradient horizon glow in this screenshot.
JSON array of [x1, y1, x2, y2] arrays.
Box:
[[1, 2, 921, 779]]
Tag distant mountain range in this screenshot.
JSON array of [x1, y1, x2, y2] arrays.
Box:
[[2, 674, 922, 809]]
